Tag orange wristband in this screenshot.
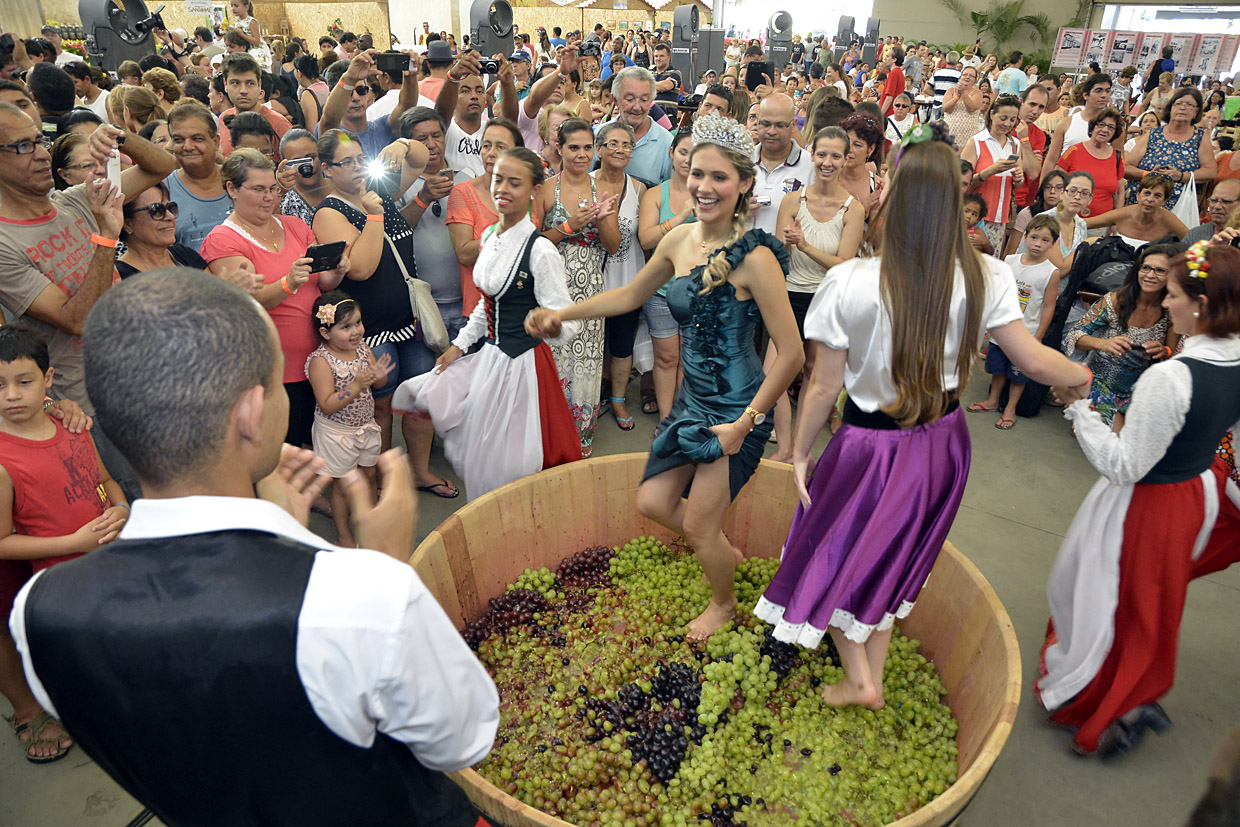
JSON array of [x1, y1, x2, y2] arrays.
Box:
[[559, 221, 574, 235], [280, 276, 294, 295], [366, 214, 384, 223], [413, 194, 430, 210], [91, 233, 118, 248]]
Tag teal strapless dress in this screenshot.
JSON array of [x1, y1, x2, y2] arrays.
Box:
[[642, 229, 788, 501]]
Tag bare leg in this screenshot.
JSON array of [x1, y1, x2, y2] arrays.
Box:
[[821, 626, 887, 710], [652, 335, 681, 420], [635, 463, 696, 538], [329, 476, 355, 547], [0, 627, 71, 760], [999, 381, 1026, 429], [764, 341, 793, 463], [681, 457, 742, 640], [374, 395, 394, 453], [400, 414, 455, 494], [609, 353, 634, 426]]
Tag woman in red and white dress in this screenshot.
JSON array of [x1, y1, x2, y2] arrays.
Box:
[[392, 148, 581, 501], [1037, 240, 1240, 757]]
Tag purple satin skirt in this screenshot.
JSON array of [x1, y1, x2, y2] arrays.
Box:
[[753, 407, 971, 646]]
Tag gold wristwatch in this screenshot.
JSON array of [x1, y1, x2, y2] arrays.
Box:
[[743, 406, 766, 427]]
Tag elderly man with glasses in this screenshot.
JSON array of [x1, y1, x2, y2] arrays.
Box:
[[1180, 178, 1240, 248], [749, 93, 811, 233]]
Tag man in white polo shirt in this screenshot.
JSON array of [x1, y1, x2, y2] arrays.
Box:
[[750, 93, 811, 233]]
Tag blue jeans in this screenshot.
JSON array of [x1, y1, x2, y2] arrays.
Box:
[[370, 336, 437, 399], [437, 299, 467, 344]]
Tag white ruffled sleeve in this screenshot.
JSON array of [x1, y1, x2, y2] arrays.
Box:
[[1064, 360, 1192, 485], [452, 297, 488, 352], [802, 261, 853, 350], [530, 236, 581, 346]]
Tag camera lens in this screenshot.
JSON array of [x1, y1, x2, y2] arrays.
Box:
[[297, 163, 314, 177]]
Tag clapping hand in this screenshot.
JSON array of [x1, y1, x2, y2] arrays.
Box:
[[344, 448, 417, 561], [372, 353, 395, 385], [593, 193, 621, 221], [256, 444, 331, 527], [783, 217, 805, 249]]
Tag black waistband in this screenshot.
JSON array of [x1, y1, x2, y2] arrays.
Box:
[[842, 395, 960, 431]]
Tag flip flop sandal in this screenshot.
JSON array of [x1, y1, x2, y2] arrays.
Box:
[[641, 395, 659, 415], [995, 416, 1017, 430], [966, 402, 999, 413], [417, 481, 459, 499], [610, 396, 635, 431], [7, 711, 73, 764]]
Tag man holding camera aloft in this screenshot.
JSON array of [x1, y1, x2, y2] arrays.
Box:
[[434, 49, 519, 179]]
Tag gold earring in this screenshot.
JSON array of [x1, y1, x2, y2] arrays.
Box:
[[1193, 311, 1200, 317]]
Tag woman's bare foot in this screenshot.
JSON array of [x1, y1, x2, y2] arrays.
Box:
[[686, 599, 737, 640], [768, 451, 793, 464], [821, 677, 884, 710]]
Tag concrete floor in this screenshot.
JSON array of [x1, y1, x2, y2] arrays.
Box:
[[3, 367, 1238, 827]]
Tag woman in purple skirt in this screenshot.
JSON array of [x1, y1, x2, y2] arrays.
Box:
[[754, 125, 1093, 710]]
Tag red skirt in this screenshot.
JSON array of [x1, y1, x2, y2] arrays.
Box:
[[533, 342, 582, 470], [1041, 459, 1240, 753]]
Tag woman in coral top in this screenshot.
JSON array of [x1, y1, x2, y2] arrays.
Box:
[[1057, 108, 1126, 222]]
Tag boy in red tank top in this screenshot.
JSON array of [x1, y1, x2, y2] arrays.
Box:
[[0, 327, 129, 764], [0, 328, 129, 571]]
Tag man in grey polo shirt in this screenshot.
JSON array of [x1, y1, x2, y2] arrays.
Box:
[[749, 94, 811, 233], [600, 66, 672, 187]]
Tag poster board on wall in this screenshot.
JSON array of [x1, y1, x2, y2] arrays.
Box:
[[1166, 33, 1199, 67], [1084, 30, 1112, 67], [1105, 30, 1138, 71], [1053, 28, 1086, 67], [1188, 33, 1224, 75], [1134, 32, 1166, 72]]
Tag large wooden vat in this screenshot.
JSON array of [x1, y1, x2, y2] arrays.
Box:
[[409, 455, 1021, 827]]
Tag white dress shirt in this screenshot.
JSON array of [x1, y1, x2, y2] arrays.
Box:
[[751, 143, 813, 234], [10, 495, 499, 773]]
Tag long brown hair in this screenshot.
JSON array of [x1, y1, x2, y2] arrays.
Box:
[[879, 140, 986, 427]]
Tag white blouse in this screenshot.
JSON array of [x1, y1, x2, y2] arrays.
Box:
[[455, 216, 580, 352], [1065, 335, 1240, 486], [803, 255, 1023, 412]]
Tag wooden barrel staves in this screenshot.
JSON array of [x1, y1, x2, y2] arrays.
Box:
[[409, 454, 1022, 827]]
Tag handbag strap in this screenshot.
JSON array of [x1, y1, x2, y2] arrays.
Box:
[[382, 232, 417, 286]]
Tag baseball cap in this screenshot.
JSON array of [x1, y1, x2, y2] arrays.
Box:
[[510, 49, 532, 62]]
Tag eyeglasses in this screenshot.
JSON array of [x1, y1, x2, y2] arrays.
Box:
[[1138, 264, 1170, 277], [1208, 195, 1238, 206], [240, 184, 281, 196], [601, 140, 633, 151], [1064, 187, 1092, 198], [126, 201, 180, 220], [758, 119, 792, 130], [0, 140, 38, 156], [1043, 183, 1065, 192], [325, 156, 369, 169]]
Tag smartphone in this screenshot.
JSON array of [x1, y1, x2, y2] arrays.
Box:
[[375, 51, 411, 75], [438, 168, 454, 178], [305, 241, 347, 274], [745, 61, 772, 92], [106, 152, 122, 192], [1007, 153, 1019, 161]]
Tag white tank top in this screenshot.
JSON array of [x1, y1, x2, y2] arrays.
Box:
[[787, 194, 854, 293], [1062, 110, 1091, 154]]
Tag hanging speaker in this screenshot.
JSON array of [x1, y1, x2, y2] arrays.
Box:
[[674, 5, 699, 42], [469, 0, 513, 57], [866, 19, 881, 44], [768, 11, 793, 40], [838, 15, 855, 37]]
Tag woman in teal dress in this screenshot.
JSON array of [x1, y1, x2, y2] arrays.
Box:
[[527, 114, 804, 640]]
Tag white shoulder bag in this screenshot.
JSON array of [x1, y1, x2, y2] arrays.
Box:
[[382, 234, 450, 354]]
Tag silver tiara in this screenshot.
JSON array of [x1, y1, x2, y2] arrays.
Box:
[[691, 112, 754, 157]]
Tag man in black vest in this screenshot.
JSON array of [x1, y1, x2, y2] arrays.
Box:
[[9, 269, 499, 827]]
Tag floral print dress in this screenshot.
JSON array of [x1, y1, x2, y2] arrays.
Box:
[[1125, 125, 1204, 209], [1065, 291, 1171, 424], [543, 177, 605, 455]]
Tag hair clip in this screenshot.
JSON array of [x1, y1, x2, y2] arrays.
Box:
[[1185, 240, 1210, 279], [316, 303, 338, 325]]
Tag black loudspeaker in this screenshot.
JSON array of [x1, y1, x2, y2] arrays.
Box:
[[838, 15, 855, 43], [694, 28, 726, 77], [469, 0, 513, 59], [766, 10, 793, 69], [671, 5, 699, 92], [866, 19, 881, 44], [674, 5, 699, 41], [79, 0, 157, 73], [861, 43, 877, 66]]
